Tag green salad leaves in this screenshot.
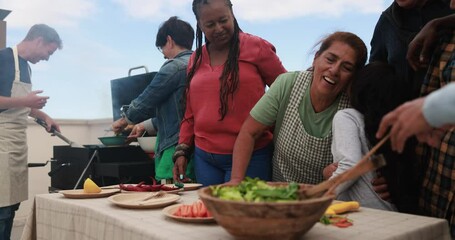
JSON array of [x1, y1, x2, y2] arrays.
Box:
[[211, 177, 299, 202]]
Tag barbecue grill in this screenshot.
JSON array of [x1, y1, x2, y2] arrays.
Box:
[[33, 66, 159, 192], [49, 144, 154, 192]]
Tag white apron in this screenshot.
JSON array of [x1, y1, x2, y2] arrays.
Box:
[[0, 46, 31, 207]]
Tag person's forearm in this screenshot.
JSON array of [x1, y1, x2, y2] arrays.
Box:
[[0, 95, 26, 109], [30, 109, 60, 132], [29, 109, 48, 120], [142, 118, 157, 135], [230, 116, 269, 183], [431, 14, 455, 32], [230, 132, 256, 183], [423, 83, 455, 127], [178, 100, 195, 146], [125, 103, 156, 124]]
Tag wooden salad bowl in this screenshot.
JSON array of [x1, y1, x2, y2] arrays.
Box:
[[198, 183, 334, 240]]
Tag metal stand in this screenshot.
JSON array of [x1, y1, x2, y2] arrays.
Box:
[[73, 149, 99, 190]]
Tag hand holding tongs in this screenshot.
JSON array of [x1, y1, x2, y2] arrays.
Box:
[[34, 118, 84, 148]]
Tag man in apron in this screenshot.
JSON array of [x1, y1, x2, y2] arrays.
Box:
[[0, 24, 62, 240]]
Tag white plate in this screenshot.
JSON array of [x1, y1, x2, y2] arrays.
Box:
[[164, 183, 203, 191], [60, 189, 120, 199], [162, 204, 215, 223], [108, 192, 180, 209]]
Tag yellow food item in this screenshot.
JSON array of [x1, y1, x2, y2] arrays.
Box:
[[83, 178, 101, 193], [325, 201, 360, 215]]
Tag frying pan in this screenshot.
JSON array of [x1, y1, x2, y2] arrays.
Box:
[[98, 135, 128, 146], [34, 118, 84, 148]]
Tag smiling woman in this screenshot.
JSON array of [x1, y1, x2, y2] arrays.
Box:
[[172, 0, 287, 186], [228, 31, 367, 185]]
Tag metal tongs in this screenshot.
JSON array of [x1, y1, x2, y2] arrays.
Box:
[[34, 118, 84, 148], [302, 133, 391, 199]]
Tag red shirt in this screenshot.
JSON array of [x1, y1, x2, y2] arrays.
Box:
[[179, 32, 286, 154]]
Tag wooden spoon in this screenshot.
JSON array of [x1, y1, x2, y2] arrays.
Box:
[[302, 133, 390, 199]]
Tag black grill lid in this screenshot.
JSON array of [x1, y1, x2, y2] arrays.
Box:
[[0, 9, 11, 20]]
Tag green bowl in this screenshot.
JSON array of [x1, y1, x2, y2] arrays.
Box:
[[98, 136, 127, 146]]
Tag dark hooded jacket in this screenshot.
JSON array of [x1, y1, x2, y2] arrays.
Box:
[[369, 0, 454, 98]]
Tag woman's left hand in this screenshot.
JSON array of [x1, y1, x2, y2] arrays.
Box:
[[371, 175, 391, 202], [128, 123, 145, 139]]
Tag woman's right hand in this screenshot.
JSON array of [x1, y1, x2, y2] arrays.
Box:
[[173, 156, 189, 183]]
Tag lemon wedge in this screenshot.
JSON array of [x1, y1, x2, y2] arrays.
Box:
[[83, 178, 101, 193]]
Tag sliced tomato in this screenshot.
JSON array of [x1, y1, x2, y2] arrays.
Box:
[[173, 206, 181, 217], [337, 218, 348, 223], [181, 205, 192, 218], [192, 202, 199, 218], [334, 221, 353, 228], [198, 201, 208, 217], [175, 201, 212, 218]]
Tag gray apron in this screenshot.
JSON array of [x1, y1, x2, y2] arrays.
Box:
[[0, 46, 31, 207], [272, 71, 349, 184]]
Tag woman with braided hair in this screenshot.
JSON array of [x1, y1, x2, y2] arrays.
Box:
[[172, 0, 286, 186]]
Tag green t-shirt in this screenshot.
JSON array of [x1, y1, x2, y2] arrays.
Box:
[[250, 71, 341, 139]]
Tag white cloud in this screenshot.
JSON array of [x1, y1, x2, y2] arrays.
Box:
[[113, 0, 192, 21], [112, 0, 389, 22], [233, 0, 388, 22], [0, 0, 96, 28], [0, 0, 389, 29]]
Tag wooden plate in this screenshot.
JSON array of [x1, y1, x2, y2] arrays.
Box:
[[108, 192, 180, 209], [60, 189, 120, 199], [119, 184, 184, 194], [162, 204, 215, 223], [164, 183, 203, 191]]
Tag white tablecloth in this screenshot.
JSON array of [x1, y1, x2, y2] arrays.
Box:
[[20, 190, 451, 240]]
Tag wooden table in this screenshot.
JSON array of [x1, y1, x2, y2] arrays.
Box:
[[20, 190, 451, 240]]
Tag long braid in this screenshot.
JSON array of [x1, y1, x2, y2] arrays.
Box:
[[218, 17, 240, 120], [181, 0, 206, 125], [186, 0, 241, 121]]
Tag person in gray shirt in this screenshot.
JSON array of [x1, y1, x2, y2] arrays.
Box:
[[326, 62, 420, 214]]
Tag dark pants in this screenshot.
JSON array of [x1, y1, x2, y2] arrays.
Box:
[[0, 203, 20, 240]]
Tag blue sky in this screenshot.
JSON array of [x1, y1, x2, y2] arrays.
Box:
[[1, 0, 393, 120]]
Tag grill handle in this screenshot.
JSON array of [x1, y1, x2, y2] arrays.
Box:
[[48, 163, 71, 177], [128, 66, 149, 76], [28, 162, 47, 167], [28, 158, 56, 168]]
